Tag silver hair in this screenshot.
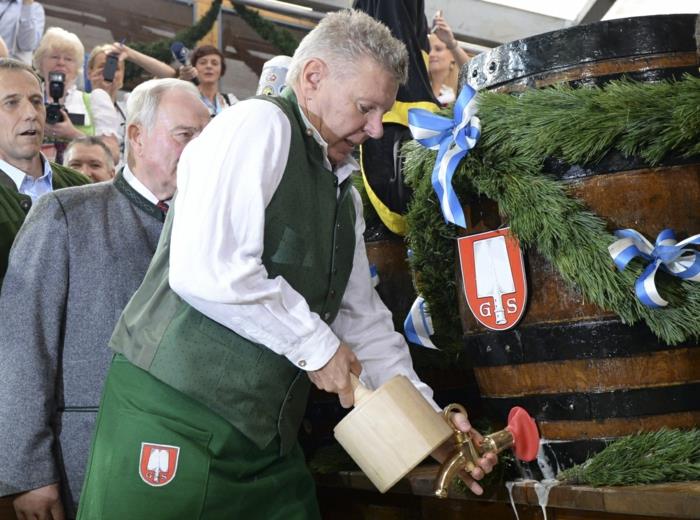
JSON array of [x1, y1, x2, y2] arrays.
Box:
[[287, 9, 408, 87], [125, 78, 200, 162], [33, 27, 85, 79]]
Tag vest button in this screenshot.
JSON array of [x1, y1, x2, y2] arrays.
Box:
[[332, 268, 338, 275], [19, 198, 32, 212], [298, 360, 307, 368], [323, 312, 331, 321], [330, 289, 336, 298], [305, 128, 313, 137]]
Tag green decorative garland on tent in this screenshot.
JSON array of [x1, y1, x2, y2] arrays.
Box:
[[124, 0, 222, 85], [558, 429, 700, 486], [403, 75, 700, 352], [231, 3, 300, 57]]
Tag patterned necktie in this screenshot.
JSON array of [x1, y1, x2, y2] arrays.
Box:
[[156, 200, 169, 215]]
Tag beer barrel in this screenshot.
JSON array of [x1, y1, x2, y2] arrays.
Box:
[[455, 14, 700, 472], [464, 14, 700, 92]]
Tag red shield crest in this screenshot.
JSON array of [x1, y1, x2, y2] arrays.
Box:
[[457, 228, 527, 331], [139, 442, 180, 487]]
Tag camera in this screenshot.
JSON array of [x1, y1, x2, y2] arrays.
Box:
[[102, 53, 119, 83], [45, 71, 65, 124]]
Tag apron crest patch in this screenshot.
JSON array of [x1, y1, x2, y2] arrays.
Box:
[[139, 442, 180, 486]]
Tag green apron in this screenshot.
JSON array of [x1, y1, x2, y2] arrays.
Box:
[[77, 355, 321, 520]]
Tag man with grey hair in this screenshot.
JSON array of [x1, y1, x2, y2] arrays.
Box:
[[78, 9, 495, 520], [64, 135, 116, 182], [0, 77, 209, 519]]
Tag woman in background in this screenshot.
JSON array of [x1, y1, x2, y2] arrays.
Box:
[[34, 27, 120, 163], [178, 44, 238, 116], [428, 12, 470, 106]]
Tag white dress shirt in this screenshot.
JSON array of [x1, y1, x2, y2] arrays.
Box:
[[122, 163, 160, 205], [170, 97, 437, 407]]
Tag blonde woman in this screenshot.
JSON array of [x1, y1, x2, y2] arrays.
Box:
[[33, 27, 119, 162], [428, 12, 470, 105]]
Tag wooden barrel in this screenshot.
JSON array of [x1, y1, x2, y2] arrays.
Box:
[[464, 14, 700, 92], [455, 14, 700, 472]]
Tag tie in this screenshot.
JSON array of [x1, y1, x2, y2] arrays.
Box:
[[156, 200, 169, 215]]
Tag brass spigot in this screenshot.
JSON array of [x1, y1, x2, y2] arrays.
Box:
[[434, 404, 539, 499]]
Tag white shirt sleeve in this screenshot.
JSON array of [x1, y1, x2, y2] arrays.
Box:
[[170, 99, 341, 371], [16, 3, 44, 52], [88, 88, 120, 138], [330, 187, 439, 410]]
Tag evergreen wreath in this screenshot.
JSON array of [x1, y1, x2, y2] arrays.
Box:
[[403, 75, 700, 352]]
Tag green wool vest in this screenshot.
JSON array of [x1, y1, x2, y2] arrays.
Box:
[[0, 162, 89, 287], [110, 91, 357, 455]]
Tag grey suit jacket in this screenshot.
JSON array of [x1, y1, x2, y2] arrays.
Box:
[[0, 172, 164, 517]]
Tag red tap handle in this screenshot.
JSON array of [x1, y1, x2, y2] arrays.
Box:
[[506, 406, 539, 461]]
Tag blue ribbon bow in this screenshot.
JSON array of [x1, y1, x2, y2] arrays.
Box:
[[408, 85, 481, 228], [608, 228, 700, 308]]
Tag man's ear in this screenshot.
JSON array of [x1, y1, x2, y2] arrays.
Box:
[[299, 58, 326, 99], [127, 123, 142, 156]]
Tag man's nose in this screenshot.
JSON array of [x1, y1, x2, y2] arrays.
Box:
[[21, 100, 40, 120], [364, 112, 384, 139]]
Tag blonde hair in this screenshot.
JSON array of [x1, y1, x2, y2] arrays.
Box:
[[428, 34, 458, 94], [33, 27, 85, 78], [87, 44, 113, 71]]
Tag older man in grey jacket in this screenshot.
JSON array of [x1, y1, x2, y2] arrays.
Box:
[[0, 77, 209, 519]]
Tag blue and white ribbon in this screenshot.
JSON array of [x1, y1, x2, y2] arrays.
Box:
[[369, 263, 380, 288], [404, 296, 439, 349], [408, 85, 481, 228], [608, 228, 700, 308]]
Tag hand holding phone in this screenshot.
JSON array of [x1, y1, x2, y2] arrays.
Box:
[[431, 9, 442, 33], [102, 53, 120, 83]]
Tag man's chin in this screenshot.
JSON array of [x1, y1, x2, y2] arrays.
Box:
[[328, 150, 351, 166]]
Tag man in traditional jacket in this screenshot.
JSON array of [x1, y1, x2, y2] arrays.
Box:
[[0, 58, 88, 287], [0, 78, 210, 519], [77, 10, 496, 519]]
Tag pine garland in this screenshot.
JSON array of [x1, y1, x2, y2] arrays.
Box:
[[403, 75, 700, 351], [231, 3, 300, 57], [124, 0, 223, 85], [558, 429, 700, 486]]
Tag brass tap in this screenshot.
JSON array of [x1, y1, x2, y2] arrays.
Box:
[[434, 403, 515, 498]]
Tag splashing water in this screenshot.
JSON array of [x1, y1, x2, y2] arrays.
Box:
[[505, 481, 520, 520], [536, 439, 562, 480], [533, 479, 559, 520]]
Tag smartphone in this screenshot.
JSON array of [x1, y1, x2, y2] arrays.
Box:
[[102, 53, 119, 82], [431, 9, 442, 33]]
